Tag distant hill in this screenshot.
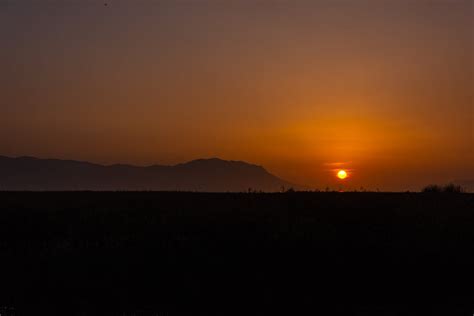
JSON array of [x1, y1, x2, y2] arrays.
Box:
[[0, 156, 298, 191]]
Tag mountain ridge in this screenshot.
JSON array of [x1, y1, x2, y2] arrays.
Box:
[[0, 155, 298, 192]]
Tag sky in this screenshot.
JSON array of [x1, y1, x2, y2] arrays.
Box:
[[0, 0, 472, 191]]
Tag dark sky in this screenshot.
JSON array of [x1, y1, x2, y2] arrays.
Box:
[[0, 0, 472, 190]]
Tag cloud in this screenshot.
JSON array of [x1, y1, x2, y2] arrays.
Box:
[[323, 162, 350, 167]]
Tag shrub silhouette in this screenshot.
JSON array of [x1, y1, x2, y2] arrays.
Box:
[[442, 183, 464, 193], [422, 184, 442, 193], [422, 183, 464, 193]]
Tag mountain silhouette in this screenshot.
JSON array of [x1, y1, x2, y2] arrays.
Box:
[[0, 156, 298, 191]]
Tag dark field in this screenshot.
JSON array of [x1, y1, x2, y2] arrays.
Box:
[[1, 192, 473, 315]]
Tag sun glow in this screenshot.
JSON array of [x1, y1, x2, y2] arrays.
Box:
[[337, 170, 348, 180]]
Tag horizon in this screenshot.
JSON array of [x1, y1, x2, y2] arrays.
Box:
[[1, 154, 472, 192], [1, 1, 472, 191]]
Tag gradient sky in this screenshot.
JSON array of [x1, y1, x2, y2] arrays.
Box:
[[1, 0, 472, 190]]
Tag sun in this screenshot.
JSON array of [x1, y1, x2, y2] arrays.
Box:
[[337, 169, 347, 180]]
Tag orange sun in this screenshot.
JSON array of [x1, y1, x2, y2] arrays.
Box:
[[337, 169, 347, 179]]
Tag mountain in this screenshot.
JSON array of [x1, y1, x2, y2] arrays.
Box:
[[0, 156, 298, 192]]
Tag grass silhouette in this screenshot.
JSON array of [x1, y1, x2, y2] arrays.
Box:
[[0, 191, 472, 315]]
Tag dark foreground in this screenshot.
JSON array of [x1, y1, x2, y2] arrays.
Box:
[[0, 192, 473, 315]]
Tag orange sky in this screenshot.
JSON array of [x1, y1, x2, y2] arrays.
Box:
[[0, 1, 472, 190]]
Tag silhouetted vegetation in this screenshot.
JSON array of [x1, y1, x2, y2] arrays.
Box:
[[422, 183, 465, 193], [0, 192, 473, 315]]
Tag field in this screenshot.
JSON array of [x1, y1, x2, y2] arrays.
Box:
[[0, 192, 473, 315]]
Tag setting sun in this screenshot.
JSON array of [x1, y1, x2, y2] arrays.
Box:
[[337, 170, 348, 180]]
